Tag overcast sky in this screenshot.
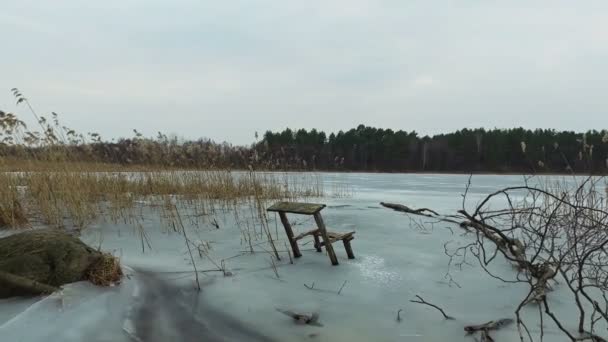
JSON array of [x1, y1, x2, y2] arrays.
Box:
[[1, 1, 607, 145]]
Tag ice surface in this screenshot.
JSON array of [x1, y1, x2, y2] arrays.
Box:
[[0, 173, 598, 341]]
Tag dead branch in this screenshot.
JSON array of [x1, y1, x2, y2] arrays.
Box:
[[276, 308, 323, 326], [383, 175, 608, 341], [381, 202, 441, 218], [464, 318, 514, 333], [465, 318, 514, 342], [409, 295, 454, 320]]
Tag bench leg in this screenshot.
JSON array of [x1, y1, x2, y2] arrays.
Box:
[[314, 213, 338, 265], [343, 239, 355, 259], [313, 233, 322, 252], [279, 212, 302, 258]]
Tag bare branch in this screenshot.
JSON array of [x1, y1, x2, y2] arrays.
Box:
[[409, 295, 454, 320]]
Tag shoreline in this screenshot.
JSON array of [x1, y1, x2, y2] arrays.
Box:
[[2, 159, 604, 177], [248, 169, 606, 177]]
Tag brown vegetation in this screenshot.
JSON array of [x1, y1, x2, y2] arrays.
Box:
[[0, 89, 339, 298]]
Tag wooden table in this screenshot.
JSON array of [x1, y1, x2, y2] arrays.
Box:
[[267, 202, 355, 265]]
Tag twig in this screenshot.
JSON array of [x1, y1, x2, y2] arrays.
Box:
[[284, 242, 293, 264], [410, 295, 454, 320], [337, 280, 347, 295], [304, 282, 315, 290], [175, 205, 201, 291], [269, 256, 280, 279]]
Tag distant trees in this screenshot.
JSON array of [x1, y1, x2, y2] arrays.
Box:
[[2, 100, 607, 173], [256, 125, 608, 174]]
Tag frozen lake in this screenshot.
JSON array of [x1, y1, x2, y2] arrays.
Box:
[[0, 173, 598, 342]]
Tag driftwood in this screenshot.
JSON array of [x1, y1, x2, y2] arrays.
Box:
[[464, 318, 514, 333], [276, 308, 323, 326], [380, 202, 440, 218], [465, 318, 514, 342], [0, 229, 122, 298]]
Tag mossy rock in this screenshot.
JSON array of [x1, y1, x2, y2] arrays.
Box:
[[0, 229, 108, 298]]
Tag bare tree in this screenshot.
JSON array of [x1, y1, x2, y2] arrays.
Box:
[[383, 175, 608, 341]]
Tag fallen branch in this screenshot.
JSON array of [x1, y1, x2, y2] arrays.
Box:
[[380, 202, 440, 217], [276, 308, 323, 326], [383, 201, 556, 304], [410, 295, 454, 320], [465, 318, 514, 342], [464, 318, 514, 333], [577, 332, 608, 342]]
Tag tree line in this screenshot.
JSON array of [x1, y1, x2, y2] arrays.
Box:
[[256, 125, 608, 173], [2, 101, 607, 173]]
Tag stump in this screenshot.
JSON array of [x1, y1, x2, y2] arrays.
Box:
[[0, 229, 122, 298]]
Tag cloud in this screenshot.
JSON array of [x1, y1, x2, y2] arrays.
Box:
[[412, 76, 436, 88], [1, 1, 607, 144]]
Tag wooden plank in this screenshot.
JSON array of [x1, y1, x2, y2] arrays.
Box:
[[293, 229, 320, 242], [327, 232, 355, 240], [279, 212, 302, 258], [317, 236, 354, 247], [316, 231, 355, 247], [314, 213, 338, 265], [267, 202, 326, 215]]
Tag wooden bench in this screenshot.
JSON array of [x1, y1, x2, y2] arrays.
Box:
[[267, 202, 355, 265]]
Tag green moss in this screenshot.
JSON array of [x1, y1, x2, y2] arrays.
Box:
[[0, 229, 100, 297]]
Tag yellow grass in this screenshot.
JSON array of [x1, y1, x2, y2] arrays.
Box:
[[0, 160, 327, 230]]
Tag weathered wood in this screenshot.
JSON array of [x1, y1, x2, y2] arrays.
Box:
[[328, 231, 355, 240], [380, 202, 440, 216], [267, 202, 326, 215], [464, 318, 514, 333], [279, 212, 302, 258], [313, 233, 322, 252], [276, 308, 323, 327], [316, 232, 355, 247], [266, 202, 357, 265], [343, 239, 355, 259], [314, 213, 338, 265], [293, 229, 320, 241]]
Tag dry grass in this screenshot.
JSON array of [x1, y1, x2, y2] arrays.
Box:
[[0, 93, 345, 233], [0, 91, 352, 292], [0, 166, 327, 231], [86, 253, 123, 286], [0, 174, 29, 228], [0, 91, 352, 286]]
